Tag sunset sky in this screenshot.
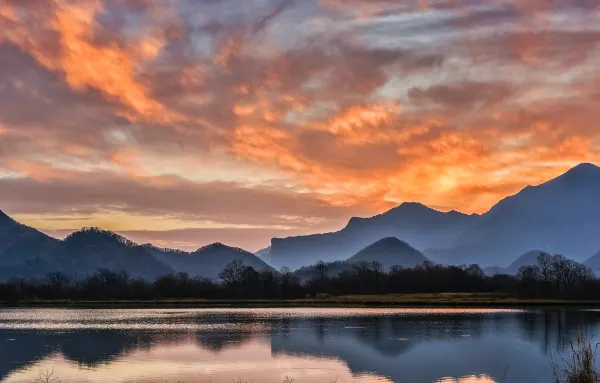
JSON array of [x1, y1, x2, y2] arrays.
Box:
[[1, 0, 599, 251]]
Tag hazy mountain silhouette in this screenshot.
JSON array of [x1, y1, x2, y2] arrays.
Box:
[[2, 162, 600, 275], [146, 242, 273, 280], [347, 237, 428, 271], [255, 246, 272, 264], [431, 163, 600, 265], [269, 202, 479, 269], [506, 251, 546, 274], [292, 238, 426, 282], [292, 261, 352, 282], [584, 251, 600, 275], [0, 212, 268, 281], [50, 228, 174, 280], [268, 163, 600, 269], [0, 210, 61, 280], [484, 250, 546, 276]]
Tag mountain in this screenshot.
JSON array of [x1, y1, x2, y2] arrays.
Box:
[[506, 250, 546, 274], [293, 261, 352, 283], [485, 250, 546, 275], [255, 246, 272, 265], [0, 210, 62, 280], [145, 242, 273, 280], [0, 216, 174, 280], [269, 202, 479, 270], [584, 251, 600, 274], [433, 163, 600, 265], [346, 237, 428, 271], [0, 211, 269, 281], [50, 228, 174, 280]]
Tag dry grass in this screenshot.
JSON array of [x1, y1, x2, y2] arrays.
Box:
[[553, 333, 600, 383]]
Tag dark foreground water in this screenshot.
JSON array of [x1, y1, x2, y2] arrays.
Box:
[[0, 308, 599, 382]]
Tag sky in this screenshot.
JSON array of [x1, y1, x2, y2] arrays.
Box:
[[0, 0, 599, 251]]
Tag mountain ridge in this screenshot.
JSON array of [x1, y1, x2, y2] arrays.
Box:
[[269, 201, 479, 269], [0, 215, 271, 281]]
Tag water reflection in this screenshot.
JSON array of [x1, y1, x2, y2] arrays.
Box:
[[0, 308, 599, 382]]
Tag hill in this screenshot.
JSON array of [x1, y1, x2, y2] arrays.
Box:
[[145, 242, 273, 280], [51, 228, 174, 280], [347, 237, 428, 271], [0, 211, 270, 281], [269, 202, 479, 270], [0, 211, 63, 280]]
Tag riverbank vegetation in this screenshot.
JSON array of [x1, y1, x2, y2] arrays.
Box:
[[2, 253, 600, 304]]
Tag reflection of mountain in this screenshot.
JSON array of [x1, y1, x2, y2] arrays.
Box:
[[0, 328, 256, 380], [5, 309, 600, 382], [516, 310, 600, 355], [269, 312, 600, 382]]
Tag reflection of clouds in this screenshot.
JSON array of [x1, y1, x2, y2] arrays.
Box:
[[4, 340, 393, 383], [3, 308, 600, 382]]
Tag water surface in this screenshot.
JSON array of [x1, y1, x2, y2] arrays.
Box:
[[0, 307, 597, 382]]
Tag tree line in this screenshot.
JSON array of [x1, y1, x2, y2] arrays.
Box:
[[0, 254, 599, 301]]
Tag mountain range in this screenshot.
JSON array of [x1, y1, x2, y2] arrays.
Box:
[[293, 237, 429, 281], [269, 163, 600, 268], [269, 202, 477, 270], [0, 215, 272, 281], [2, 163, 600, 279]]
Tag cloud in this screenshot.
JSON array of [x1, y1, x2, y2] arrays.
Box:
[[1, 0, 600, 248]]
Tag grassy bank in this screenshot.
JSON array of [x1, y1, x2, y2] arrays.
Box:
[[4, 293, 600, 308]]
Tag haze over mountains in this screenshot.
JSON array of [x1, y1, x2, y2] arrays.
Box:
[[269, 203, 477, 270], [269, 163, 600, 268], [1, 163, 600, 280], [0, 214, 271, 281]]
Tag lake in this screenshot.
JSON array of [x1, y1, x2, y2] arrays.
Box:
[[0, 307, 598, 383]]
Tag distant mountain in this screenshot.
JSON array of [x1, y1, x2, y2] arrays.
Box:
[[255, 246, 272, 265], [0, 211, 270, 281], [293, 261, 352, 283], [430, 163, 600, 266], [483, 266, 506, 276], [506, 251, 546, 274], [584, 251, 600, 274], [0, 210, 60, 280], [269, 202, 479, 269], [347, 237, 428, 271], [50, 228, 174, 280], [292, 238, 427, 281], [145, 242, 273, 280], [484, 250, 547, 276]]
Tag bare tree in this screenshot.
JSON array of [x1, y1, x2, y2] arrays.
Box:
[[280, 266, 292, 296], [46, 272, 71, 291], [314, 261, 328, 280], [35, 367, 61, 383], [219, 260, 246, 293]]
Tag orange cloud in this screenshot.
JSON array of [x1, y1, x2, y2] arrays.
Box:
[[1, 0, 600, 248], [0, 0, 180, 122]]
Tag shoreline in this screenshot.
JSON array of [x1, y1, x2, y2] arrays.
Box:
[[3, 294, 600, 308]]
